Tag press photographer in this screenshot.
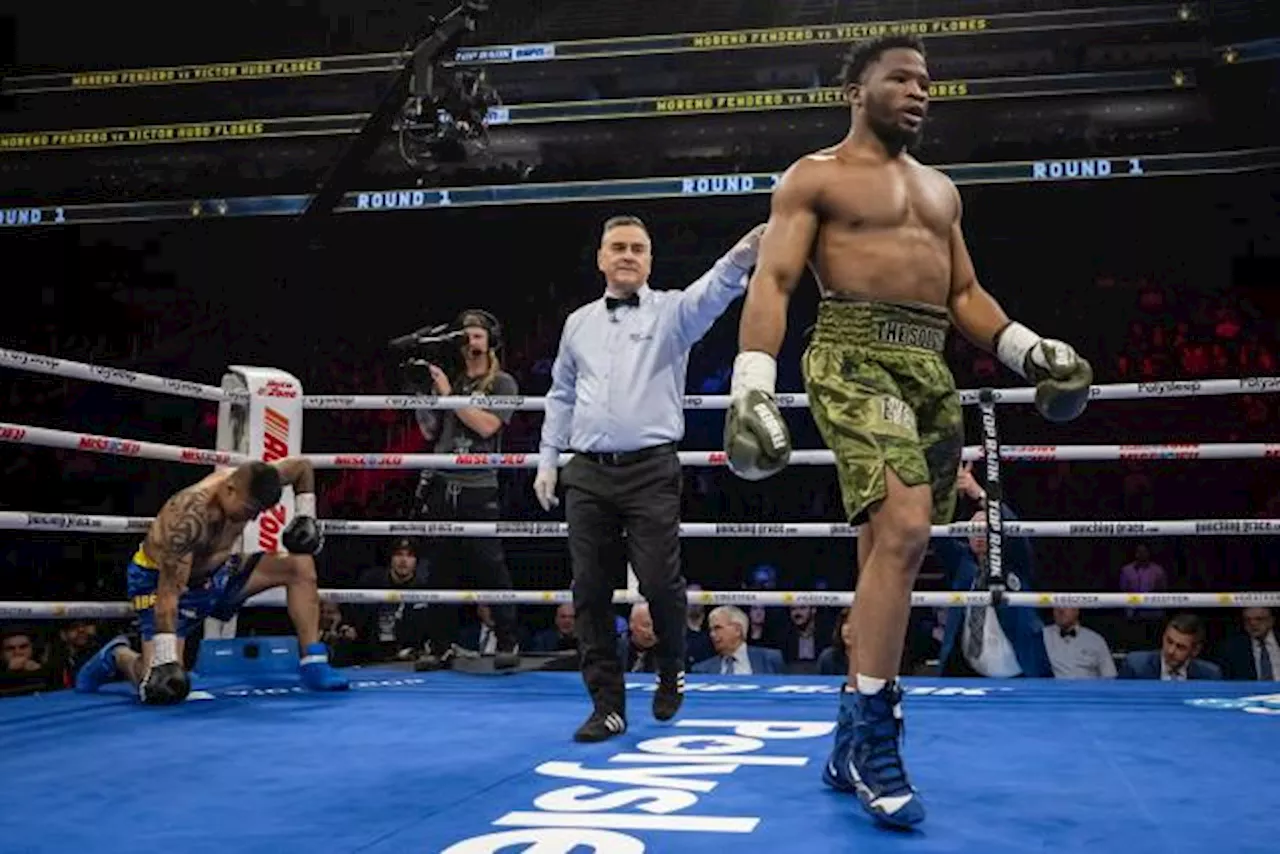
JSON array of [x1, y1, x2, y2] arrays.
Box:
[[405, 309, 522, 671]]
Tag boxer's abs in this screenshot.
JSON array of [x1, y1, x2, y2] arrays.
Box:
[[813, 225, 952, 309]]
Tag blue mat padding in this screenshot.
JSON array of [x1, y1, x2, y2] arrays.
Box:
[[2, 671, 1277, 854]]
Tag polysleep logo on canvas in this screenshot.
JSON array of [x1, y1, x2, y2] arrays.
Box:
[[1185, 693, 1280, 716]]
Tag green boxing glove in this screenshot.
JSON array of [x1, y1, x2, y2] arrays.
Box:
[[724, 351, 792, 481], [995, 322, 1094, 422]]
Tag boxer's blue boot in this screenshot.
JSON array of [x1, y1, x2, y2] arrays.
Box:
[[300, 643, 349, 691], [75, 635, 130, 693], [822, 684, 858, 791], [848, 680, 925, 828]]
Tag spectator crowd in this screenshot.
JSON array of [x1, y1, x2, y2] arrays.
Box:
[[0, 198, 1276, 700]]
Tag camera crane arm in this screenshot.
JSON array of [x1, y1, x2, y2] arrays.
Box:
[[300, 0, 492, 224]]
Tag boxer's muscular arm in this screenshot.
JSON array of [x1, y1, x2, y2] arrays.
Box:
[[946, 180, 1093, 420], [738, 160, 822, 356], [946, 184, 1012, 350], [149, 489, 209, 634], [272, 457, 315, 493]]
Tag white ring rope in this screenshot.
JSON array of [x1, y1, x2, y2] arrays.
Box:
[[306, 377, 1280, 410], [2, 421, 1276, 468], [5, 353, 1276, 629], [0, 347, 237, 403], [2, 345, 1279, 409], [1, 510, 1276, 538], [3, 589, 1279, 621], [302, 444, 1280, 468], [0, 422, 248, 466]]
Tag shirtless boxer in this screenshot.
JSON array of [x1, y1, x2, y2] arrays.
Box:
[[723, 34, 1092, 827], [76, 458, 349, 704]]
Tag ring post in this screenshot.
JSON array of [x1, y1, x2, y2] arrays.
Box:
[[977, 388, 1006, 607], [206, 366, 304, 638]]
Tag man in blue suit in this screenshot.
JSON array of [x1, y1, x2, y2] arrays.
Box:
[[1119, 612, 1223, 680], [933, 463, 1052, 678], [1215, 607, 1277, 681], [692, 605, 785, 675]]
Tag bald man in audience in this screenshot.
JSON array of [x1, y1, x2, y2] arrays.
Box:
[[1042, 607, 1116, 679], [620, 602, 660, 673]]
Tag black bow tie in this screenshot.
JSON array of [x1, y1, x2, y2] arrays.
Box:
[[606, 294, 640, 311], [1060, 628, 1077, 638]]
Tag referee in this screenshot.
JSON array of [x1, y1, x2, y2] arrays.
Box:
[[535, 215, 763, 741]]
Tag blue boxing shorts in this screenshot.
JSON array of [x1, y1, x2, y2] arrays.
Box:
[[127, 546, 263, 640]]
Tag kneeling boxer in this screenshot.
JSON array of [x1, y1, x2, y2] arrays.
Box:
[[76, 458, 349, 704]]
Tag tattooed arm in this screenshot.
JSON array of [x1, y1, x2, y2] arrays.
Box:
[[148, 489, 211, 634]]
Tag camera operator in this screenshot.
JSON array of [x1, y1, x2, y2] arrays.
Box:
[[410, 309, 522, 671]]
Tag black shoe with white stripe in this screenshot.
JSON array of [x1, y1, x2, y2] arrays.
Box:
[[653, 668, 685, 722], [574, 709, 627, 743]]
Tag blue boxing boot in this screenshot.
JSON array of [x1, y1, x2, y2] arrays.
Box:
[[847, 679, 925, 829], [75, 635, 131, 693], [299, 642, 349, 691], [822, 684, 858, 792]]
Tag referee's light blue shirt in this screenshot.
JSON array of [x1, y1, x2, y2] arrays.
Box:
[[538, 257, 749, 469]]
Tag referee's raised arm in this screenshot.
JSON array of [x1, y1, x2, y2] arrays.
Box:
[[534, 214, 761, 744]]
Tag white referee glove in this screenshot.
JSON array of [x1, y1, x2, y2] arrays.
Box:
[[533, 466, 559, 511], [724, 224, 766, 274]]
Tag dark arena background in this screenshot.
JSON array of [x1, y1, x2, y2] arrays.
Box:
[[1, 2, 1278, 852]]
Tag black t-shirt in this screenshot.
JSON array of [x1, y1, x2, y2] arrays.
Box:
[[419, 370, 518, 487]]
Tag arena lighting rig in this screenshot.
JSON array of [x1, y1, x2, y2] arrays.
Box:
[[301, 0, 497, 221]]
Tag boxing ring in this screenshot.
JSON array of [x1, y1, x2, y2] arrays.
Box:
[[2, 348, 1279, 854]]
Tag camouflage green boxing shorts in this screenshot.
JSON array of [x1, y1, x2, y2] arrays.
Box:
[[801, 298, 965, 525]]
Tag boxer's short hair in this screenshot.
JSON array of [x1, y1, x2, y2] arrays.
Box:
[[243, 462, 283, 509], [839, 33, 927, 87]]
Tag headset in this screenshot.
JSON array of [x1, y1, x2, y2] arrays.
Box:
[[456, 308, 503, 353]]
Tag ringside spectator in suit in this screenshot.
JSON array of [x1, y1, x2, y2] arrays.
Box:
[[783, 605, 824, 672], [531, 604, 578, 653], [619, 602, 659, 673], [1118, 613, 1222, 680], [1215, 607, 1276, 681], [692, 605, 785, 675], [934, 463, 1052, 678]]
